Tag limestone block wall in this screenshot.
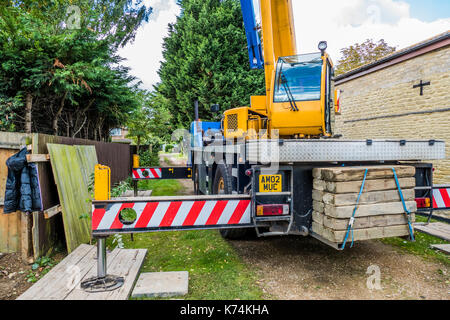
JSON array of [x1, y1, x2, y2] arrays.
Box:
[[335, 46, 450, 183]]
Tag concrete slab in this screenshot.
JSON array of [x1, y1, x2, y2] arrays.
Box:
[[430, 244, 450, 255], [132, 271, 189, 298]]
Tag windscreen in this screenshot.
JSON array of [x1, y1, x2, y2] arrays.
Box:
[[273, 52, 323, 102]]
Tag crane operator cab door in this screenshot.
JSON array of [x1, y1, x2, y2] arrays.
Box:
[[269, 49, 336, 138]]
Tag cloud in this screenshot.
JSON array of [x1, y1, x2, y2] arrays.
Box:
[[291, 0, 450, 63], [334, 0, 410, 26], [148, 0, 172, 21], [119, 0, 450, 89], [117, 0, 180, 91]]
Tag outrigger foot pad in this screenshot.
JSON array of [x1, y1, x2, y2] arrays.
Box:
[[80, 275, 124, 292]]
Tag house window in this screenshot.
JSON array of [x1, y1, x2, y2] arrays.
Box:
[[110, 128, 122, 136]]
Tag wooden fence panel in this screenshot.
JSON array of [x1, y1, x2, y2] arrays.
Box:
[[47, 144, 92, 253], [0, 132, 29, 254], [1, 132, 132, 257], [0, 148, 21, 253]]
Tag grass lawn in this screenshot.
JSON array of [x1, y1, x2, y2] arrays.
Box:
[[110, 179, 265, 300], [137, 179, 183, 196], [381, 215, 450, 266]]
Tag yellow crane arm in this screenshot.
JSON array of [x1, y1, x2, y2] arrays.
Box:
[[260, 0, 297, 101]]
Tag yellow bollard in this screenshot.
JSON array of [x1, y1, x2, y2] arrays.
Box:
[[133, 154, 140, 168], [94, 164, 111, 201]]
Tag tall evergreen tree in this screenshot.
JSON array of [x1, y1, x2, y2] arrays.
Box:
[[0, 1, 151, 139], [157, 0, 265, 128]]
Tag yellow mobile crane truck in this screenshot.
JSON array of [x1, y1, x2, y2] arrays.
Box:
[[187, 0, 445, 240]]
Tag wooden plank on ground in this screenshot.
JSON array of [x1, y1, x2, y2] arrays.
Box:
[[17, 244, 95, 300], [45, 248, 122, 300], [414, 222, 450, 241], [312, 211, 414, 230], [65, 248, 147, 300], [312, 221, 411, 243], [312, 165, 415, 182], [312, 188, 415, 206], [47, 144, 91, 253], [430, 244, 450, 255], [17, 244, 147, 300], [313, 177, 415, 194]]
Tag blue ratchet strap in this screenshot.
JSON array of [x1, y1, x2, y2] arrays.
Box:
[[392, 168, 415, 241], [341, 168, 369, 249]]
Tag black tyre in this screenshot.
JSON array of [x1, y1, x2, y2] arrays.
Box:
[[213, 164, 252, 240]]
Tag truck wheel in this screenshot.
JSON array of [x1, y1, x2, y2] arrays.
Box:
[[213, 164, 252, 240]]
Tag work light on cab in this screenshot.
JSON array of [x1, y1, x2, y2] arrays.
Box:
[[318, 41, 327, 55]]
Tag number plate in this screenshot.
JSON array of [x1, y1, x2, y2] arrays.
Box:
[[259, 175, 282, 193]]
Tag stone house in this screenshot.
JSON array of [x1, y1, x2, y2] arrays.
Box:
[[334, 31, 450, 184]]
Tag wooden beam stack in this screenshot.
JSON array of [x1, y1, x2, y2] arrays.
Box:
[[311, 165, 416, 244]]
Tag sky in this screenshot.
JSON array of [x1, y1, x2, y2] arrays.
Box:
[[118, 0, 450, 91]]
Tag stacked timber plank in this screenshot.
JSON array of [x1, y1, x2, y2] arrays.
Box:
[[311, 165, 417, 244]]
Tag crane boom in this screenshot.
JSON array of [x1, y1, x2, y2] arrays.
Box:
[[259, 0, 297, 101], [240, 0, 297, 99], [240, 0, 264, 69]]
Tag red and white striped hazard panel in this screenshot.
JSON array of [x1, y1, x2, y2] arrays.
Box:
[[432, 187, 450, 209], [132, 168, 162, 179], [92, 198, 252, 234]]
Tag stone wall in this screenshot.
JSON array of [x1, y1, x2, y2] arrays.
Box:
[[335, 46, 450, 183]]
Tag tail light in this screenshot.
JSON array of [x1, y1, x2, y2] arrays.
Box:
[[256, 204, 289, 216], [415, 197, 431, 208]]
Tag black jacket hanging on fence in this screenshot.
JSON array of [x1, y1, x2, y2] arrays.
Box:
[[3, 147, 42, 214]]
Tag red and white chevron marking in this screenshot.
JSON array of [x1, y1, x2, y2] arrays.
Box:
[[432, 187, 450, 209], [92, 199, 251, 232], [132, 168, 162, 179]]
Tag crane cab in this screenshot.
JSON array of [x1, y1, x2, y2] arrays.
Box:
[[269, 50, 335, 137], [224, 48, 337, 139]]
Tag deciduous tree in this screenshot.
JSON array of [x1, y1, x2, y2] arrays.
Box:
[[335, 39, 396, 75]]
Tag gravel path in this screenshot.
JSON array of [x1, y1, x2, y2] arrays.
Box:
[[230, 236, 449, 300]]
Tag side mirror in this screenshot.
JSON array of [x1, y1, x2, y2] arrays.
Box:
[[210, 104, 220, 113], [334, 89, 341, 115]]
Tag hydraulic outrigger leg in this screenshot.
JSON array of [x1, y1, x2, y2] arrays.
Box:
[[83, 163, 252, 292], [80, 165, 124, 292]]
